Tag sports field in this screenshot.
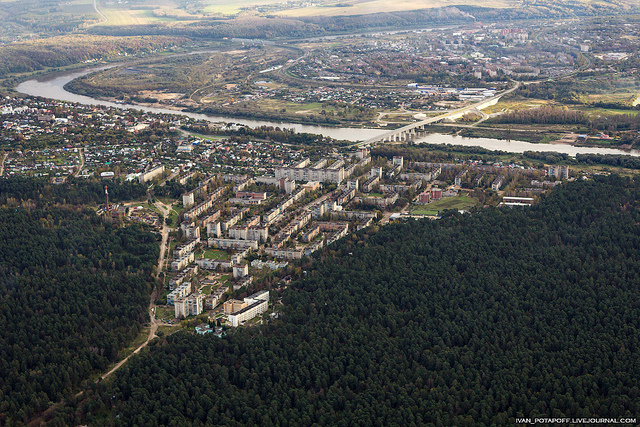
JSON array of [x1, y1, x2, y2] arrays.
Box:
[[411, 195, 478, 215]]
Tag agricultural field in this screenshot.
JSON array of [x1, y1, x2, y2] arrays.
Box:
[[411, 194, 479, 215], [99, 8, 166, 26]]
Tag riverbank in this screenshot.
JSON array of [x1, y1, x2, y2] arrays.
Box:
[[430, 124, 639, 151], [15, 65, 640, 157]]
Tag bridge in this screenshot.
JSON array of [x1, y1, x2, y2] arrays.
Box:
[[354, 83, 520, 148]]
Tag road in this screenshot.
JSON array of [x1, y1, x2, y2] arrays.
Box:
[[74, 148, 84, 177], [99, 200, 171, 381], [354, 82, 521, 148], [90, 0, 107, 26], [0, 152, 8, 176]]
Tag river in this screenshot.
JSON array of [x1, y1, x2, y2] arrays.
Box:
[[15, 66, 640, 157]]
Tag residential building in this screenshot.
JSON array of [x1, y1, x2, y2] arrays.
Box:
[[138, 164, 164, 183], [167, 282, 191, 305], [233, 263, 249, 278], [171, 252, 195, 271], [492, 175, 505, 191], [548, 165, 569, 180], [418, 191, 431, 204], [228, 290, 270, 327], [174, 238, 200, 259], [209, 238, 258, 251], [175, 293, 204, 318], [455, 169, 468, 186]]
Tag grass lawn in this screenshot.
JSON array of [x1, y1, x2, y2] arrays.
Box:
[[157, 325, 181, 336], [155, 306, 175, 320], [201, 285, 212, 295], [203, 249, 229, 260], [412, 195, 479, 215], [117, 326, 150, 359], [367, 192, 384, 197]]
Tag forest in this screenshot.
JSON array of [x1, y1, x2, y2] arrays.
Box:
[[0, 207, 159, 425], [50, 175, 640, 425], [0, 177, 147, 207], [0, 35, 187, 81], [182, 124, 350, 146]]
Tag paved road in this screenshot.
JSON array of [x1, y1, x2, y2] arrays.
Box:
[[90, 0, 107, 26], [354, 82, 521, 148]]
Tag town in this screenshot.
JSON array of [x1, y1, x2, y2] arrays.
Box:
[[0, 93, 582, 332]]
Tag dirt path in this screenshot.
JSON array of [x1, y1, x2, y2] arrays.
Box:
[[0, 152, 8, 176], [74, 148, 84, 177], [28, 202, 172, 425], [99, 200, 171, 381], [90, 0, 107, 26]]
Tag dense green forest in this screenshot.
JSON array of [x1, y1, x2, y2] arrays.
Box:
[[54, 175, 640, 425], [182, 125, 350, 146], [0, 208, 159, 425], [0, 177, 147, 206]]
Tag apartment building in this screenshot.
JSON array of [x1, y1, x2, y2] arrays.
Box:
[[167, 282, 191, 305], [138, 164, 164, 183], [228, 290, 270, 327]]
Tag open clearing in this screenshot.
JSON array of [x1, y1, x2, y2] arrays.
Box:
[[411, 195, 478, 215], [279, 0, 513, 17], [99, 8, 180, 25]]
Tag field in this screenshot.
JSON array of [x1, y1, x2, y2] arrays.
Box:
[[201, 0, 271, 15], [99, 8, 186, 25], [411, 195, 478, 215], [202, 249, 229, 260], [279, 0, 513, 17], [155, 306, 176, 320]]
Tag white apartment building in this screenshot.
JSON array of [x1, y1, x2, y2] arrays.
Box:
[[228, 290, 270, 327], [167, 282, 191, 305], [171, 251, 195, 271], [138, 165, 165, 183]]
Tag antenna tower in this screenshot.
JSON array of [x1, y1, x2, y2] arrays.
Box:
[[105, 185, 109, 212]]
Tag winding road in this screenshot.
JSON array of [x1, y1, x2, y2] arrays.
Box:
[[99, 200, 171, 381]]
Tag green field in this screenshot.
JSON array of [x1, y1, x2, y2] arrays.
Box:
[[411, 195, 478, 215], [203, 249, 229, 260], [155, 306, 175, 320]]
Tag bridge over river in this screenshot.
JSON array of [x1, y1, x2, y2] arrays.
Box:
[[355, 83, 520, 148]]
